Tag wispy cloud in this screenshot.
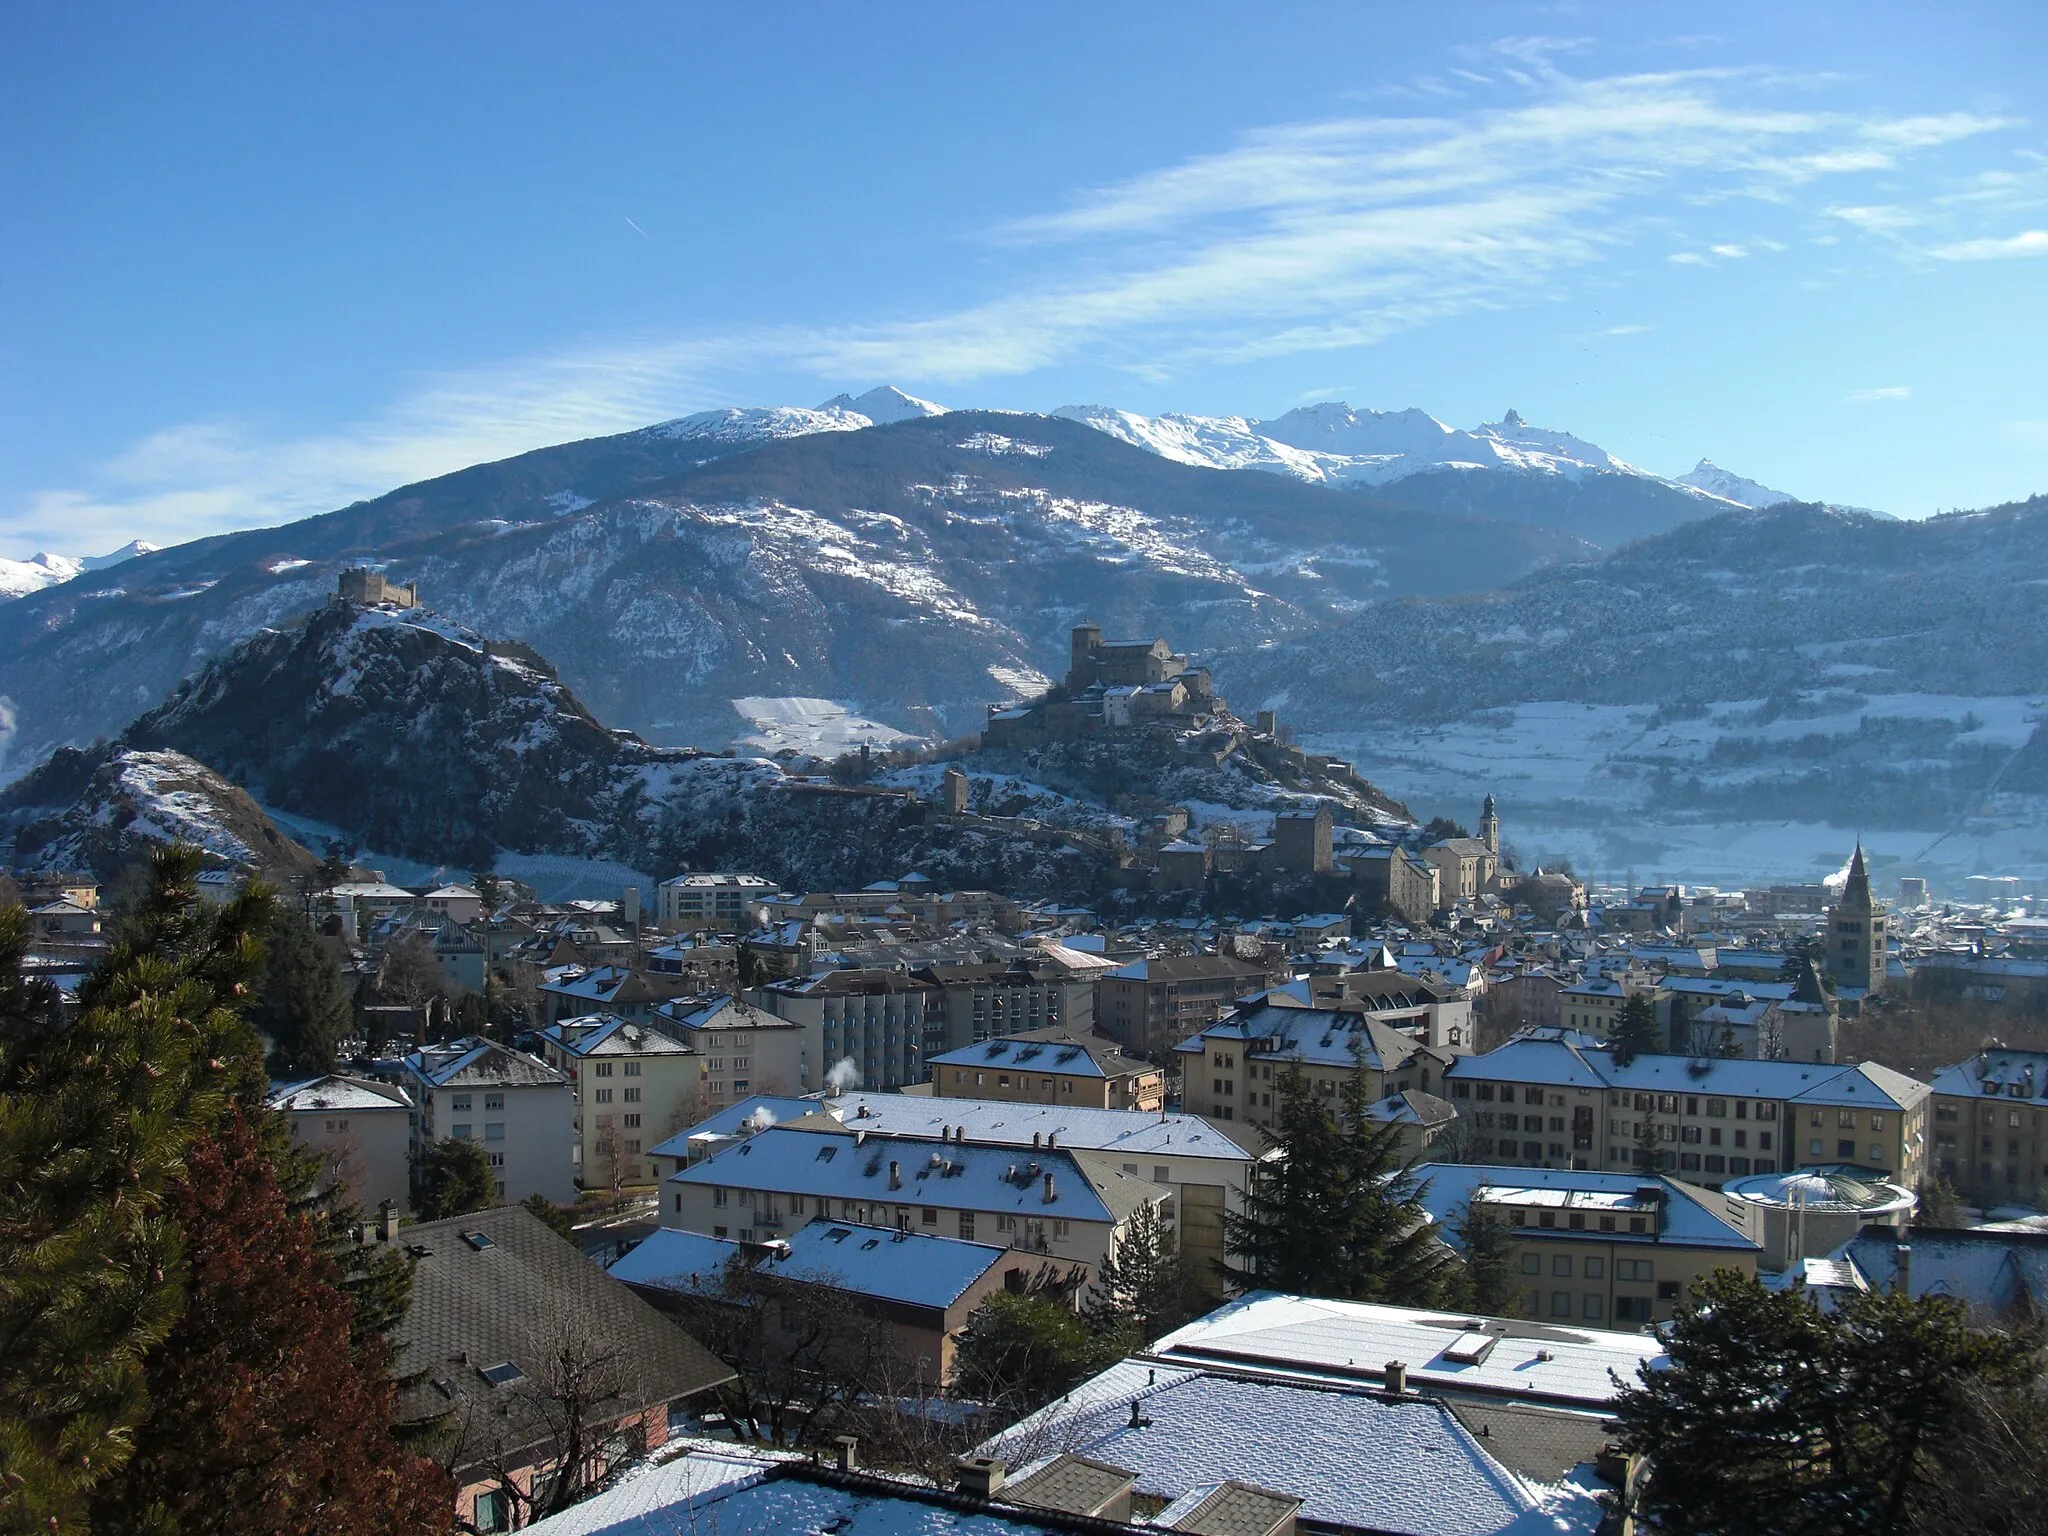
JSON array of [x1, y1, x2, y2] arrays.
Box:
[[1930, 229, 2048, 260], [11, 54, 2025, 551], [1846, 386, 1912, 403]]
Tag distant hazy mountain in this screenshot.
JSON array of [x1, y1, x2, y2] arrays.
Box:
[[1673, 458, 1794, 509]]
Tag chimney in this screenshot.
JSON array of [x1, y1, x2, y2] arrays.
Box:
[[889, 1160, 902, 1191], [833, 1435, 858, 1472], [377, 1199, 399, 1242], [623, 886, 641, 930], [1043, 1172, 1056, 1203], [1033, 1131, 1043, 1149], [1895, 1243, 1913, 1296], [1046, 1130, 1057, 1148], [1385, 1360, 1408, 1394], [955, 1456, 1006, 1499]]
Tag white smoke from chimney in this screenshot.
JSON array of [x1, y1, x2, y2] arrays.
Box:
[[825, 1057, 861, 1095], [745, 1106, 779, 1133]]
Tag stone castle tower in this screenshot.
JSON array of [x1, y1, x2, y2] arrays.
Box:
[[1825, 844, 1889, 995], [1480, 794, 1500, 858]]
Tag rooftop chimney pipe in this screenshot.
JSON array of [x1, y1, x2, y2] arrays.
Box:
[[955, 1456, 1006, 1499], [1385, 1360, 1408, 1394], [1043, 1172, 1056, 1203], [833, 1435, 858, 1472]]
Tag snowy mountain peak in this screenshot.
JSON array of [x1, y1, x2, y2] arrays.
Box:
[[645, 403, 870, 446], [83, 539, 161, 571], [1674, 458, 1795, 509], [0, 540, 160, 602], [1502, 408, 1525, 428], [817, 385, 949, 424]]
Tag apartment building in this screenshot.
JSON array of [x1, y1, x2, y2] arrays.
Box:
[[1930, 1048, 2048, 1208], [265, 1072, 413, 1215], [388, 1037, 573, 1206], [1300, 970, 1476, 1054], [650, 994, 810, 1101], [1444, 1030, 1930, 1190], [661, 1117, 1170, 1277], [929, 1028, 1165, 1112], [656, 871, 779, 930], [1096, 954, 1284, 1059], [748, 969, 939, 1090], [538, 1013, 700, 1188], [1176, 1004, 1451, 1129], [1418, 1164, 1762, 1327], [915, 958, 1099, 1050], [652, 1092, 1259, 1284]]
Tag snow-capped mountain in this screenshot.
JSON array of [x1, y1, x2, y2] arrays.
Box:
[[816, 384, 949, 424], [0, 541, 160, 602], [1674, 459, 1794, 509]]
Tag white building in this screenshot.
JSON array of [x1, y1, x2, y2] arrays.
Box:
[[390, 1037, 574, 1206], [657, 871, 779, 931], [266, 1073, 413, 1216]]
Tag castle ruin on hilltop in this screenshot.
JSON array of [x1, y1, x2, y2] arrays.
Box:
[[336, 567, 418, 609], [982, 623, 1224, 749]]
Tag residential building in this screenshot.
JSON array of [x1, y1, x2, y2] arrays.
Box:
[[915, 957, 1098, 1050], [651, 1093, 1259, 1284], [1444, 1030, 1931, 1189], [432, 921, 486, 994], [930, 1028, 1165, 1112], [1176, 1004, 1452, 1130], [422, 883, 484, 923], [661, 1117, 1171, 1278], [1096, 955, 1283, 1059], [650, 993, 811, 1101], [748, 968, 940, 1090], [1349, 845, 1440, 925], [28, 899, 101, 940], [538, 965, 698, 1027], [612, 1216, 1032, 1388], [1556, 975, 1638, 1040], [656, 871, 779, 930], [538, 1013, 701, 1189], [389, 1037, 574, 1205], [1929, 1047, 2048, 1207], [1417, 1164, 1763, 1326], [1300, 969, 1476, 1053], [1831, 1223, 2048, 1323], [265, 1073, 413, 1215], [382, 1204, 731, 1533]]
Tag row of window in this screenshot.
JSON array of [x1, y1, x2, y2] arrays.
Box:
[[447, 1093, 505, 1111], [588, 1087, 644, 1104], [691, 1189, 1075, 1245], [448, 1123, 507, 1141], [1517, 1251, 1657, 1280], [589, 1061, 644, 1077]]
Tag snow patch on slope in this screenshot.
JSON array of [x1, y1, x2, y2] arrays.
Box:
[[1675, 459, 1795, 509], [730, 697, 916, 756]]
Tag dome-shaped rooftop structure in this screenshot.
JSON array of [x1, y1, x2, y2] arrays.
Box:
[[1723, 1166, 1916, 1272]]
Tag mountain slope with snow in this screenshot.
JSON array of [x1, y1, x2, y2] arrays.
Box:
[[0, 542, 160, 602], [1674, 459, 1794, 508]]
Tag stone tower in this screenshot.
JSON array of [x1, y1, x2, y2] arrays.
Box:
[[1067, 621, 1102, 692], [1825, 844, 1889, 995], [1480, 794, 1500, 858]]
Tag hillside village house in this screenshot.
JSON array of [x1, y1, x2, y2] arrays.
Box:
[[928, 1028, 1165, 1112], [650, 1093, 1260, 1284], [1417, 1164, 1762, 1327], [1445, 1030, 1930, 1190], [387, 1037, 574, 1206], [265, 1073, 413, 1216], [661, 1115, 1171, 1279]]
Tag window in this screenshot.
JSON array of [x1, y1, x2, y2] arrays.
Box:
[[623, 1087, 642, 1103], [474, 1489, 511, 1533], [1616, 1259, 1653, 1281], [1522, 1289, 1541, 1315], [595, 1064, 614, 1078], [1520, 1252, 1541, 1275], [485, 1093, 504, 1111], [1584, 1257, 1605, 1279], [451, 1095, 472, 1111], [1838, 1139, 1857, 1159], [1614, 1296, 1652, 1323], [626, 1140, 641, 1154], [624, 1113, 641, 1128], [594, 1088, 614, 1104], [624, 1061, 642, 1076], [1584, 1294, 1604, 1320], [1551, 1291, 1572, 1318], [713, 1188, 729, 1207], [959, 1211, 976, 1240], [1552, 1255, 1573, 1277], [485, 1122, 505, 1141], [452, 1124, 472, 1140]]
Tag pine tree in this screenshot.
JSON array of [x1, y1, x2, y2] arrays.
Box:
[[415, 1137, 496, 1220], [252, 906, 354, 1077], [0, 848, 271, 1533], [1611, 993, 1660, 1065], [1083, 1202, 1197, 1345], [952, 1291, 1105, 1415], [1451, 1194, 1522, 1317], [1222, 1064, 1457, 1305], [87, 1113, 451, 1534], [1915, 1174, 1965, 1229], [521, 1191, 579, 1242]]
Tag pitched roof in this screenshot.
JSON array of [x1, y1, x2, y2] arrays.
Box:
[[390, 1205, 732, 1471], [264, 1074, 411, 1113], [399, 1037, 567, 1090]]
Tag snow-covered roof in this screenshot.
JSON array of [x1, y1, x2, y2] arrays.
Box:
[[768, 1217, 1009, 1309], [1448, 1032, 1930, 1109], [606, 1229, 740, 1295], [264, 1074, 411, 1114], [985, 1358, 1606, 1536], [1417, 1164, 1759, 1253], [1146, 1290, 1665, 1410], [542, 1014, 696, 1057], [822, 1093, 1258, 1163], [398, 1037, 567, 1090]]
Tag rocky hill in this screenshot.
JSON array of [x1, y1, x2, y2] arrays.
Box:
[[0, 411, 1590, 766], [0, 597, 1415, 902], [6, 747, 318, 888]]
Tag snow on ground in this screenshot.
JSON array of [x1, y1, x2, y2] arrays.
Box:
[[986, 663, 1050, 700], [731, 696, 917, 756], [104, 751, 258, 866], [1309, 693, 2048, 891]]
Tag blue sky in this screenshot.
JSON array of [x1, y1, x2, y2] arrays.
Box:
[[3, 2, 2045, 553]]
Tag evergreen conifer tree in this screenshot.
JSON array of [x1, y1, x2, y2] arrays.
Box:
[[1083, 1202, 1197, 1345], [1611, 993, 1660, 1065], [1222, 1063, 1457, 1305], [1452, 1193, 1522, 1317], [252, 906, 354, 1077], [415, 1137, 496, 1220]]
